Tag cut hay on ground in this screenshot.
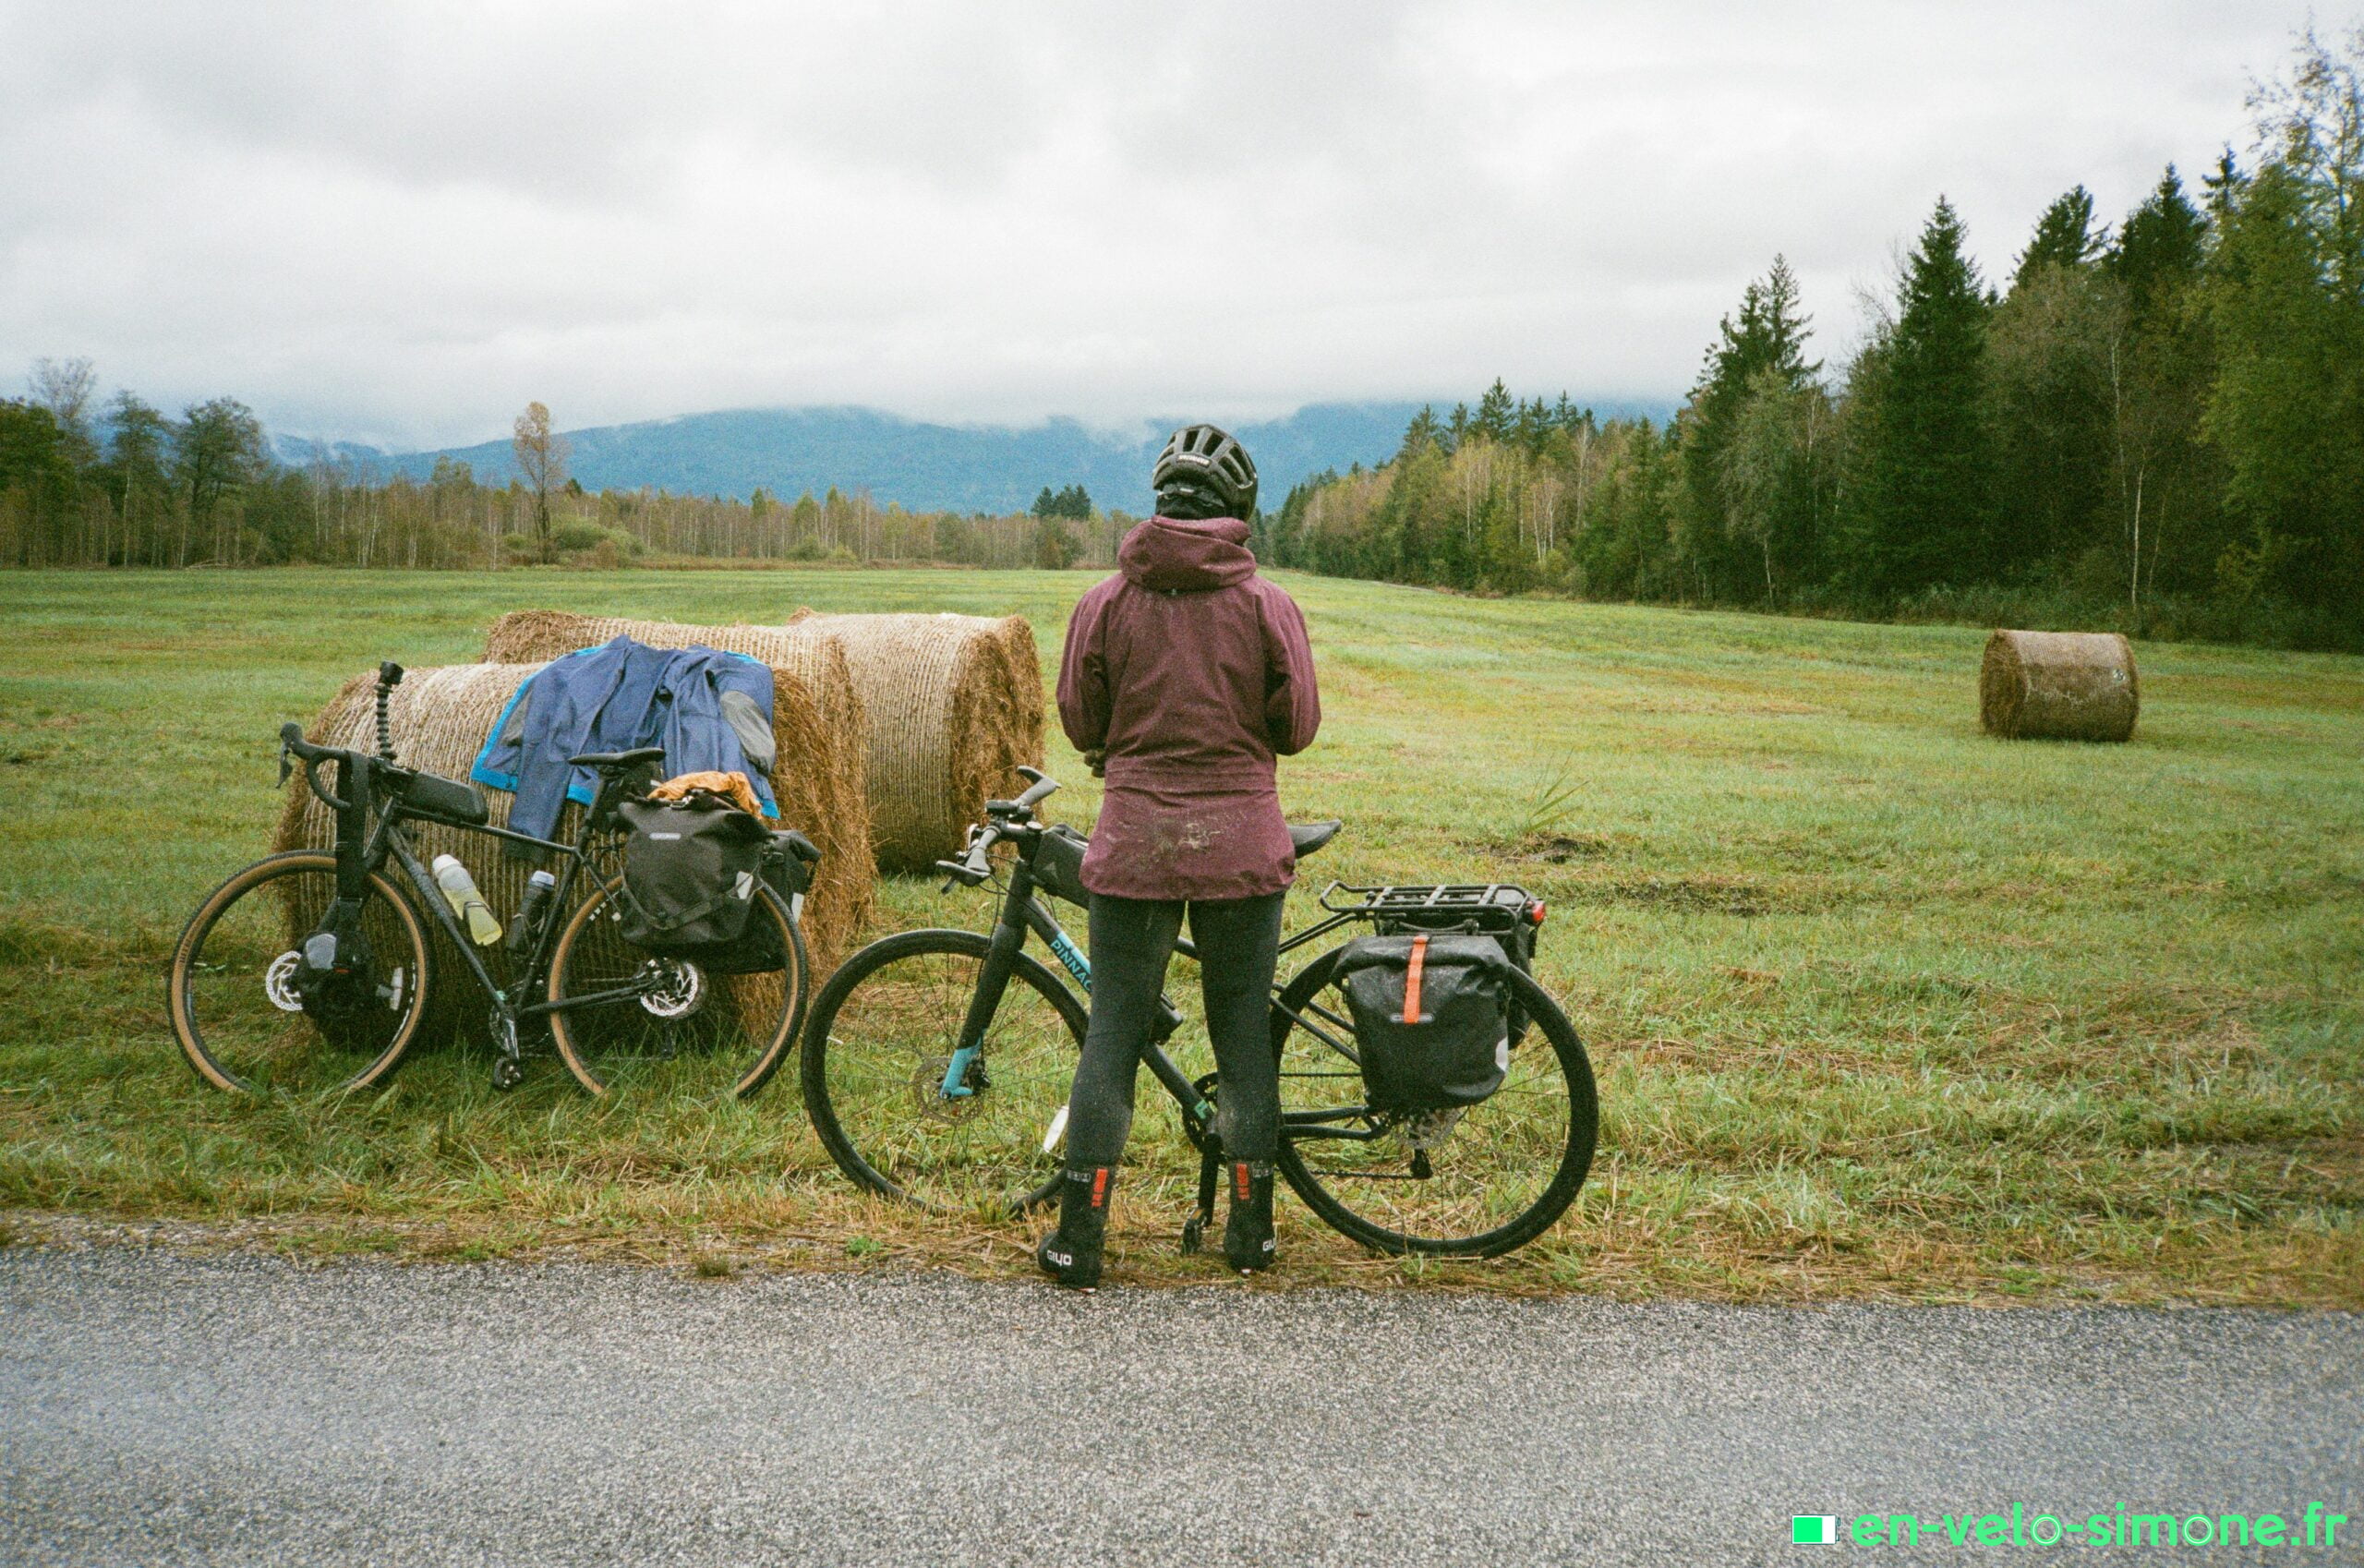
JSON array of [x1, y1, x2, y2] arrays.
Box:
[[1979, 629, 2141, 742], [477, 611, 872, 966], [788, 609, 1045, 872]]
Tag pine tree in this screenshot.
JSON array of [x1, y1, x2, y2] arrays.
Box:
[[1395, 404, 1442, 462], [1677, 255, 1820, 601], [2108, 167, 2209, 324], [1473, 380, 1514, 442], [2010, 186, 2106, 292], [1844, 198, 1999, 597]]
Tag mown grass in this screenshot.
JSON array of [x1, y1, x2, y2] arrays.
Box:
[[1, 566, 2358, 1303]]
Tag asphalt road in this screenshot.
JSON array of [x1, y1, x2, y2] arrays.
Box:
[[1, 1248, 2357, 1566]]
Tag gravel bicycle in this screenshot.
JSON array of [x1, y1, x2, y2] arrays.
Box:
[[168, 662, 812, 1099], [800, 768, 1598, 1257]]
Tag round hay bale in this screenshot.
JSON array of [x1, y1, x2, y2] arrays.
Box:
[[1979, 629, 2140, 742], [478, 611, 872, 970], [789, 610, 1046, 872]]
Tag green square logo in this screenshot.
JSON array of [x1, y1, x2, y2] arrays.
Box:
[[1792, 1515, 1839, 1545]]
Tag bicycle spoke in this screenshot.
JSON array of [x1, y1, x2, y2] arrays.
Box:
[[805, 934, 1081, 1216], [173, 858, 426, 1096]]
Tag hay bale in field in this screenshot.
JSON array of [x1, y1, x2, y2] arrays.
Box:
[[1979, 629, 2140, 742], [478, 611, 873, 966], [788, 609, 1045, 872]]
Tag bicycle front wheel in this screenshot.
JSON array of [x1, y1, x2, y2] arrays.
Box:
[[546, 879, 806, 1098], [800, 928, 1087, 1217], [168, 851, 432, 1096], [1272, 947, 1597, 1257]]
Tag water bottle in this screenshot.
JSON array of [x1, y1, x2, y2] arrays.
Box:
[[432, 854, 503, 946], [506, 870, 557, 959]]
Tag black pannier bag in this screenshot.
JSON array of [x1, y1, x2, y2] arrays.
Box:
[[1333, 932, 1514, 1115], [1030, 823, 1092, 908], [1377, 886, 1538, 1046], [615, 796, 771, 956]]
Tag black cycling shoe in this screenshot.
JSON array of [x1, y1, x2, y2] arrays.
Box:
[[1223, 1160, 1277, 1273], [1036, 1164, 1115, 1289]]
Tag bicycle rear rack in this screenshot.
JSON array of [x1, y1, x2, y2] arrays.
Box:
[[1319, 880, 1535, 931]]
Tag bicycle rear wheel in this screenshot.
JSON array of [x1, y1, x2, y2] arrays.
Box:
[[800, 928, 1086, 1217], [546, 879, 806, 1098], [168, 851, 431, 1096], [1272, 947, 1596, 1257]]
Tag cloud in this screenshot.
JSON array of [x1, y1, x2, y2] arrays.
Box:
[[0, 0, 2321, 447]]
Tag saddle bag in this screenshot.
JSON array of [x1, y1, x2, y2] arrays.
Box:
[[615, 795, 771, 954], [1333, 932, 1514, 1115]]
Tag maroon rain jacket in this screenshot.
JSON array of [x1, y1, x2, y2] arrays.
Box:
[[1056, 515, 1321, 902]]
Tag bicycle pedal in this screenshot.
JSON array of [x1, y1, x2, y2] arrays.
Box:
[[1180, 1216, 1203, 1255]]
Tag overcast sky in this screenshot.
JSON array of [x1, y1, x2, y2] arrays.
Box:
[[0, 2, 2332, 449]]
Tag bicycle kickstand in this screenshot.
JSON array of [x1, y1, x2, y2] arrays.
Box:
[[1181, 1137, 1222, 1255]]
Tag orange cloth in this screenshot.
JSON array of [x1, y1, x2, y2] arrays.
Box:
[[648, 770, 766, 816]]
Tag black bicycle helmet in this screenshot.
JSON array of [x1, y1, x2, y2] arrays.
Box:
[[1151, 424, 1258, 520]]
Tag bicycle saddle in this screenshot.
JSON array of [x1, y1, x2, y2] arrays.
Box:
[[1288, 820, 1343, 858], [568, 746, 666, 772]]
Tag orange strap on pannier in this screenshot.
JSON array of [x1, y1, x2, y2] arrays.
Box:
[[1401, 934, 1429, 1023]]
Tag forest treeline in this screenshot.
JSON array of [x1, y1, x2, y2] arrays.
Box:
[[1263, 31, 2364, 650], [0, 374, 1124, 575]]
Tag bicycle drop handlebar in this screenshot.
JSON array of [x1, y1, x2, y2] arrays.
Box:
[[936, 767, 1061, 888], [279, 724, 356, 812]]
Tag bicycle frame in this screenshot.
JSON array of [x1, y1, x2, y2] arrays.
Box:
[[312, 749, 638, 1033], [945, 826, 1376, 1146]]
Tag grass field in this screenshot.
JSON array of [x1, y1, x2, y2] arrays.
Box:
[[2, 567, 2358, 1303]]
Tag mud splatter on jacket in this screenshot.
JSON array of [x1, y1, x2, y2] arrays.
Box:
[[1055, 516, 1321, 901]]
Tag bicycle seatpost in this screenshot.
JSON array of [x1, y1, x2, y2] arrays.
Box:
[[374, 661, 404, 762]]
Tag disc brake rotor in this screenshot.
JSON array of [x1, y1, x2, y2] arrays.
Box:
[[911, 1055, 983, 1121], [264, 951, 305, 1012], [637, 959, 706, 1019]]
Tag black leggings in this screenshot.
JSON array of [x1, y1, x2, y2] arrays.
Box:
[[1064, 890, 1285, 1168]]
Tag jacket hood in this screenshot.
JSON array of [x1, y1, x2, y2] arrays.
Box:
[[1118, 515, 1257, 592]]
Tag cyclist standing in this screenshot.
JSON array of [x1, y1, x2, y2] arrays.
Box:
[[1038, 425, 1321, 1288]]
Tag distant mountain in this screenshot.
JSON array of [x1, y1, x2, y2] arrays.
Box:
[[271, 399, 1670, 514]]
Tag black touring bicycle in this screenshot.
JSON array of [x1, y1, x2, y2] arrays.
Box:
[[168, 663, 815, 1100], [801, 768, 1599, 1257]]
